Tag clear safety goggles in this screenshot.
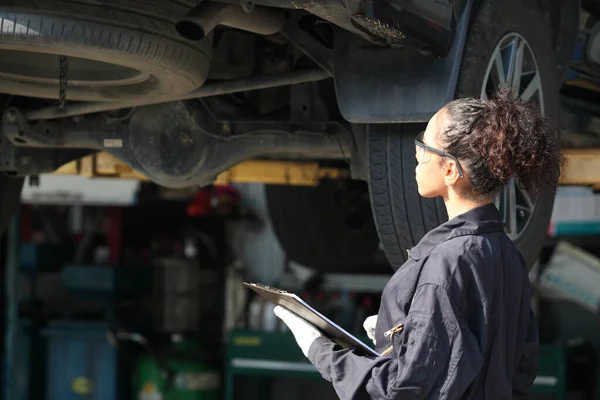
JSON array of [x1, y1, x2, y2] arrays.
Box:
[[414, 131, 464, 178]]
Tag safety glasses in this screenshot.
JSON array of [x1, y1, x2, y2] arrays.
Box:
[[414, 131, 464, 178]]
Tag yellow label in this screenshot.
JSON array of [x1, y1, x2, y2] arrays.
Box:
[[142, 382, 157, 393], [232, 336, 262, 346], [71, 377, 94, 394]]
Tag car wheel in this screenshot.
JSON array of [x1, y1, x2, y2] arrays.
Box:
[[0, 0, 211, 102], [368, 0, 560, 270], [265, 180, 379, 273]]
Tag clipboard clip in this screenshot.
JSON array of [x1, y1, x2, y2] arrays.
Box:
[[249, 282, 287, 294]]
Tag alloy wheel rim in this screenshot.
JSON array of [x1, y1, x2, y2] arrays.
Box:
[[481, 33, 544, 240]]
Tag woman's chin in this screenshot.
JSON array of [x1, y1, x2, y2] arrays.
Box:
[[417, 187, 429, 198], [418, 187, 438, 199]]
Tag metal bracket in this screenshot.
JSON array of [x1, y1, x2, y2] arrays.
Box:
[[2, 107, 123, 150], [0, 135, 92, 177], [280, 17, 334, 76]]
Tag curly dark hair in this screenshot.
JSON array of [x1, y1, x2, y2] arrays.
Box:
[[440, 85, 564, 199]]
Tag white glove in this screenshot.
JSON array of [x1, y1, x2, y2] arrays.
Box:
[[274, 305, 323, 358], [363, 315, 378, 345]]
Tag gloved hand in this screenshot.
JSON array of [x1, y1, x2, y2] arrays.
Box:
[[274, 306, 323, 358], [363, 315, 377, 345]]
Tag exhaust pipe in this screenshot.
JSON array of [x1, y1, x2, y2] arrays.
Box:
[[176, 3, 286, 41]]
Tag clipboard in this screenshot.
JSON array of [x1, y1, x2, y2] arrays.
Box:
[[244, 282, 380, 358]]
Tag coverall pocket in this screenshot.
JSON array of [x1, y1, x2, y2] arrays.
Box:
[[380, 322, 404, 357]]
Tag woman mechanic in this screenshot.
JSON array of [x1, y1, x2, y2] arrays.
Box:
[[273, 86, 563, 399]]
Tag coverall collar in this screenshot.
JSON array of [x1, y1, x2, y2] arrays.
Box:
[[409, 203, 504, 261]]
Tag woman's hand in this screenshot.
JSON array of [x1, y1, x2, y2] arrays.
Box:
[[363, 315, 377, 345], [274, 305, 323, 358]]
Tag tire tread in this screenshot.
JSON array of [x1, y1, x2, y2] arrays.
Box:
[[368, 123, 446, 270]]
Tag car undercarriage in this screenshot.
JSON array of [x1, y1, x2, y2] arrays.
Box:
[[0, 0, 593, 272]]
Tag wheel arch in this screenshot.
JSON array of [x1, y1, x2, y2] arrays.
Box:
[[332, 0, 476, 123], [332, 0, 578, 124]]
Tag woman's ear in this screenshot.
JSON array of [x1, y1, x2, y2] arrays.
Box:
[[444, 160, 461, 186]]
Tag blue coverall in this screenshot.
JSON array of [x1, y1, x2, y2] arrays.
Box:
[[308, 203, 539, 399]]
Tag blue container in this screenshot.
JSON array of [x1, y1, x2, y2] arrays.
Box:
[[8, 320, 46, 400], [43, 322, 117, 400]]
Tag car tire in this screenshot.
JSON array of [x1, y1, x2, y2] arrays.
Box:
[[368, 0, 560, 270], [367, 123, 448, 270], [0, 0, 211, 102], [265, 180, 379, 273]]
